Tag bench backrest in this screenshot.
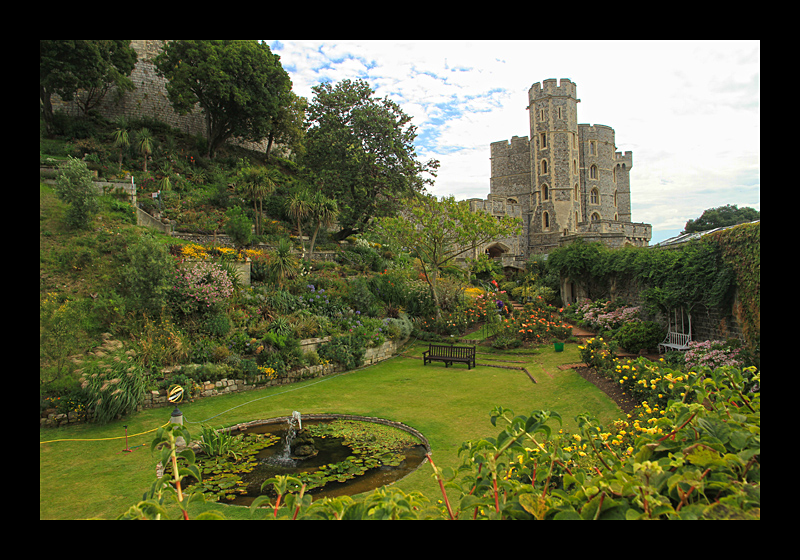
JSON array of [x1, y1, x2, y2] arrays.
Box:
[[666, 332, 690, 345], [429, 344, 475, 357]]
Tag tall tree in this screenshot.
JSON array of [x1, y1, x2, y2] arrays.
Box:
[[236, 166, 275, 236], [375, 194, 521, 319], [153, 40, 292, 158], [302, 79, 439, 239], [683, 204, 760, 233], [307, 191, 339, 258], [40, 40, 137, 136]]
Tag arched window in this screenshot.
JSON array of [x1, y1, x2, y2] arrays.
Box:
[[542, 184, 549, 201], [591, 212, 601, 222], [542, 160, 548, 175], [590, 188, 599, 204], [543, 211, 550, 230], [574, 183, 579, 200], [590, 165, 598, 179]]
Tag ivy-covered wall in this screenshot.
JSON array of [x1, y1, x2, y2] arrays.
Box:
[[551, 222, 760, 350]]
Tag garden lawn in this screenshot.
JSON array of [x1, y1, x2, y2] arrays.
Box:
[[39, 341, 623, 520]]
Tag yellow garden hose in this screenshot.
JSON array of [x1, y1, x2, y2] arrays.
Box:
[[39, 422, 170, 445]]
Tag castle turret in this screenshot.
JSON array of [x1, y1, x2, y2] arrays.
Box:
[[527, 79, 582, 253]]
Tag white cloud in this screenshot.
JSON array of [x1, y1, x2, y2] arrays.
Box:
[[267, 40, 759, 244]]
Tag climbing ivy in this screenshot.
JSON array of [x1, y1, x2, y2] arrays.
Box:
[[704, 222, 760, 350], [546, 223, 759, 349]]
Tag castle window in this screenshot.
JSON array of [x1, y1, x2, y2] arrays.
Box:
[[557, 107, 563, 119], [613, 167, 617, 183], [540, 133, 547, 149], [590, 141, 596, 155], [541, 160, 548, 175], [542, 184, 549, 200], [507, 197, 518, 204], [543, 211, 550, 230], [574, 183, 579, 200], [591, 212, 601, 222], [590, 188, 599, 204], [573, 159, 577, 174], [590, 165, 598, 179], [540, 108, 545, 121], [614, 191, 618, 207]]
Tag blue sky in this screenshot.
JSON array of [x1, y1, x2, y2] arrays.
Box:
[[266, 40, 760, 244]]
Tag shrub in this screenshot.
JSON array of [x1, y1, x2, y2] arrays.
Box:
[[492, 334, 522, 349], [53, 156, 99, 229], [78, 348, 149, 424], [578, 337, 617, 372], [317, 335, 366, 371], [123, 234, 174, 316], [613, 321, 666, 353], [224, 205, 253, 248], [580, 300, 640, 331], [170, 261, 234, 315], [684, 340, 745, 370]]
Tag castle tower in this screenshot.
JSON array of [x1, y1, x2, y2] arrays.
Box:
[[527, 79, 582, 254], [482, 78, 652, 262]]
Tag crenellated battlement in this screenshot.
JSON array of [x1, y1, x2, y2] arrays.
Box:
[[490, 136, 529, 158], [529, 78, 578, 101]]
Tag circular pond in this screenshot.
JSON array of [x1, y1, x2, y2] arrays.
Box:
[[190, 414, 430, 506]]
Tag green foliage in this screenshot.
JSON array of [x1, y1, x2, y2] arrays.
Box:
[[197, 425, 243, 460], [548, 224, 756, 350], [375, 193, 521, 319], [613, 321, 666, 353], [708, 222, 760, 350], [578, 336, 617, 371], [302, 78, 439, 237], [78, 347, 149, 424], [40, 293, 84, 382], [118, 424, 213, 520], [317, 335, 366, 371], [53, 156, 99, 229], [683, 204, 759, 233], [224, 205, 253, 248], [153, 40, 292, 159], [122, 234, 174, 316]]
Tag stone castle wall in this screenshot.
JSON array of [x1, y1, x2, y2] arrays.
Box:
[[49, 40, 270, 153]]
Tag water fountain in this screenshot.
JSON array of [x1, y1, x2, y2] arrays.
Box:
[[265, 411, 305, 466]]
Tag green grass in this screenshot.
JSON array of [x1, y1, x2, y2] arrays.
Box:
[[39, 341, 623, 520]]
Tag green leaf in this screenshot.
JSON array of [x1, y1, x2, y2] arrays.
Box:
[[697, 417, 731, 444]]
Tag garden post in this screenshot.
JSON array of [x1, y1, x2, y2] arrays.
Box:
[[170, 406, 185, 450]]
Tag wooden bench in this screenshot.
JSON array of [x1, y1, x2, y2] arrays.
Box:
[[658, 331, 691, 353], [422, 344, 477, 370]]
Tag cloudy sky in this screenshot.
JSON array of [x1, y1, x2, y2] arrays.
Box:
[[267, 40, 760, 244]]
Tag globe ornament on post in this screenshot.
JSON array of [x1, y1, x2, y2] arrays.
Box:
[[168, 385, 186, 450], [167, 384, 184, 404]]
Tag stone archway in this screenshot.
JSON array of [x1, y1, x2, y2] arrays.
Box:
[[485, 242, 510, 259]]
